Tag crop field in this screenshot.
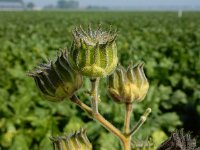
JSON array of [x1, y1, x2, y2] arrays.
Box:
[[0, 11, 200, 150]]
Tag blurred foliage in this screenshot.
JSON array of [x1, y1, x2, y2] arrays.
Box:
[[0, 11, 200, 149]]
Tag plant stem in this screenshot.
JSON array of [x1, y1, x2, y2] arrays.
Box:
[[124, 103, 133, 135], [70, 95, 93, 116], [128, 108, 151, 136], [94, 113, 126, 142], [123, 103, 132, 150], [90, 78, 99, 114], [89, 78, 126, 141], [70, 95, 126, 143], [122, 137, 131, 150], [70, 94, 150, 150]]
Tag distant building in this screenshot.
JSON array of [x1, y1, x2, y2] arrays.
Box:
[[57, 0, 79, 9], [0, 0, 25, 10]]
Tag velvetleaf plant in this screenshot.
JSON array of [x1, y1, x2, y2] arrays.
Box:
[[28, 25, 151, 150]]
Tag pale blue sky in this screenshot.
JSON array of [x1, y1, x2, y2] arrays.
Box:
[[25, 0, 200, 8]]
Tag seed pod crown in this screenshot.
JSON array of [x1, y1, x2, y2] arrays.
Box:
[[27, 50, 83, 101], [108, 63, 149, 104], [50, 128, 92, 150], [69, 25, 118, 78]]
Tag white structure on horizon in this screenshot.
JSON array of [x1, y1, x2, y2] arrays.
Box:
[[178, 10, 183, 18], [0, 0, 25, 10]]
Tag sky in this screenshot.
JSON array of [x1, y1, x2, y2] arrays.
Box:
[[25, 0, 200, 8]]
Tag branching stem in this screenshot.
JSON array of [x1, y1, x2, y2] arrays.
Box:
[[70, 94, 126, 142], [128, 108, 151, 136], [70, 80, 151, 150]]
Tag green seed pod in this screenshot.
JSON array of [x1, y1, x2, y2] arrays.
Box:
[[108, 63, 149, 104], [27, 50, 83, 102], [50, 128, 92, 150], [69, 25, 118, 78]]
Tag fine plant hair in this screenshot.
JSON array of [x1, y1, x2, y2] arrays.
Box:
[[157, 129, 200, 150]]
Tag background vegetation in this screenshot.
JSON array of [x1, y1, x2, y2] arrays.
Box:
[[0, 11, 200, 150]]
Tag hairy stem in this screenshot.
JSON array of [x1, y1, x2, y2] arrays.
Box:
[[129, 108, 151, 136], [70, 94, 150, 150], [124, 103, 133, 135], [70, 95, 92, 116], [122, 138, 131, 150], [89, 78, 126, 142], [90, 78, 99, 114], [70, 95, 126, 143], [93, 113, 126, 142]]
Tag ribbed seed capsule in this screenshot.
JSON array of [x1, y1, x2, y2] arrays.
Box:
[[27, 50, 83, 102], [69, 25, 118, 78], [157, 129, 200, 150], [108, 63, 149, 104], [107, 66, 125, 103], [50, 128, 92, 150]]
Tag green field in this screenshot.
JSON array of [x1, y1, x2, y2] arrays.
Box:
[[0, 11, 200, 150]]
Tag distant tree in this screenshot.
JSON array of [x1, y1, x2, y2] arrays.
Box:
[[57, 0, 66, 8], [27, 2, 34, 9], [57, 0, 79, 9]]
